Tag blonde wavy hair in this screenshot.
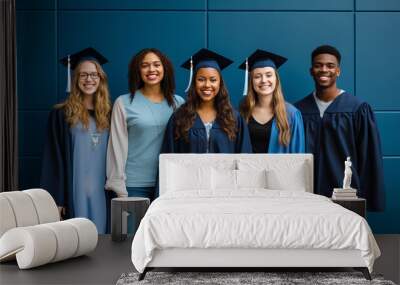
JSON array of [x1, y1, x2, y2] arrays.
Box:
[[56, 60, 111, 131], [239, 69, 290, 146]]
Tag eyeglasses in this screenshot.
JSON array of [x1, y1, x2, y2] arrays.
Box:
[[79, 72, 100, 80]]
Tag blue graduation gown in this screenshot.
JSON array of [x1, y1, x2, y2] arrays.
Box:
[[295, 92, 385, 211], [40, 108, 109, 230], [40, 108, 74, 218], [161, 110, 252, 154], [268, 103, 305, 153], [69, 114, 108, 233]]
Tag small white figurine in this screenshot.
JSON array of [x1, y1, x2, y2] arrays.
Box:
[[342, 157, 352, 189]]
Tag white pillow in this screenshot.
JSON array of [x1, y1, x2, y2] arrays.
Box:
[[237, 169, 267, 189], [266, 166, 307, 191], [167, 162, 212, 191], [237, 158, 309, 192], [212, 168, 237, 190], [211, 168, 267, 191]]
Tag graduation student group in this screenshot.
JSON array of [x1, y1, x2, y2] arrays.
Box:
[[40, 45, 385, 234]]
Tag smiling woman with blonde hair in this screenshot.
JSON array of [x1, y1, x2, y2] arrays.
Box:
[[239, 49, 304, 153], [41, 47, 111, 234], [58, 60, 111, 131]]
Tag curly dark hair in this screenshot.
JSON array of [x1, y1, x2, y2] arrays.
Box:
[[128, 48, 176, 108], [173, 69, 237, 141]]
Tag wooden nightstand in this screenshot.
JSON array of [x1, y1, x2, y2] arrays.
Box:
[[331, 198, 366, 218]]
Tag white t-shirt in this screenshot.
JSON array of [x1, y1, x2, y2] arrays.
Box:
[[313, 90, 345, 118]]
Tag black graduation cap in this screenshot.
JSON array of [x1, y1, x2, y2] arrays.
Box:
[[181, 48, 233, 92], [239, 49, 287, 96], [181, 48, 233, 71], [60, 47, 108, 93], [238, 49, 287, 71], [60, 47, 108, 70]]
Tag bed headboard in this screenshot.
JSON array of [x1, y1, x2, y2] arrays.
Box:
[[159, 154, 314, 195]]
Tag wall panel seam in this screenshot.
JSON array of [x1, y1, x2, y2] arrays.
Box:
[[57, 9, 207, 12], [208, 9, 353, 12], [356, 10, 400, 12], [53, 9, 357, 13], [16, 9, 56, 11], [206, 0, 208, 48]]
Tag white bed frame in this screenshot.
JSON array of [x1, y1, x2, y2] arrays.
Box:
[[140, 154, 371, 280]]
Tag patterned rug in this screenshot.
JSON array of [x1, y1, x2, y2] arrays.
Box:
[[117, 271, 396, 285]]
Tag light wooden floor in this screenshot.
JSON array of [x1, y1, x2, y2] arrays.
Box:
[[0, 235, 399, 284]]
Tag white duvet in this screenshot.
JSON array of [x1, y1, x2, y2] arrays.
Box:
[[131, 190, 380, 273]]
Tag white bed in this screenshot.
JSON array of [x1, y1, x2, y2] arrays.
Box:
[[131, 154, 380, 280]]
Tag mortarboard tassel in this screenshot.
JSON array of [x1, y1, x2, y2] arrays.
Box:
[[242, 58, 248, 96], [184, 56, 193, 93], [66, 55, 71, 93]]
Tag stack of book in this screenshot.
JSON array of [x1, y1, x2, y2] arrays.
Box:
[[332, 188, 358, 199]]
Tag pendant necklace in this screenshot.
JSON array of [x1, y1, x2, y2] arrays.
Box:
[[88, 110, 101, 149]]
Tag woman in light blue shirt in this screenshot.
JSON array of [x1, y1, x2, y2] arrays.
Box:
[[106, 48, 184, 201]]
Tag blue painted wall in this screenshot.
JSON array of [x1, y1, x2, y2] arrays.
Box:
[[16, 0, 400, 233]]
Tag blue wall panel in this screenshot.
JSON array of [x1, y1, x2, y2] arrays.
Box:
[[58, 11, 206, 101], [59, 0, 206, 10], [368, 158, 400, 233], [16, 3, 400, 233], [209, 0, 353, 11], [356, 0, 400, 11], [16, 11, 57, 110], [18, 111, 49, 157], [376, 113, 400, 156], [19, 158, 42, 190], [209, 12, 354, 107], [356, 13, 400, 110]]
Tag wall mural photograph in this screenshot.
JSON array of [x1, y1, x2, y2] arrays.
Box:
[[1, 0, 399, 284]]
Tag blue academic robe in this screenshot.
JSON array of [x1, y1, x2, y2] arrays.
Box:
[[268, 103, 305, 153], [40, 108, 74, 218], [40, 108, 109, 230], [295, 92, 385, 211], [161, 110, 252, 154]]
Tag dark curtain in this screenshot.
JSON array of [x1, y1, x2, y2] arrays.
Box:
[[0, 0, 18, 192]]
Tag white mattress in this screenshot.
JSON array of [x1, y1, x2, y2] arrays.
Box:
[[131, 190, 380, 273]]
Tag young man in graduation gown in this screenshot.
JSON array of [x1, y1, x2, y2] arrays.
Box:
[[295, 45, 385, 211]]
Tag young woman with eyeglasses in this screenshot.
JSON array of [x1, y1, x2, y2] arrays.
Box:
[[41, 48, 111, 234]]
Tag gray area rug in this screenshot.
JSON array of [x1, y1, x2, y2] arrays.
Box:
[[117, 271, 396, 285]]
